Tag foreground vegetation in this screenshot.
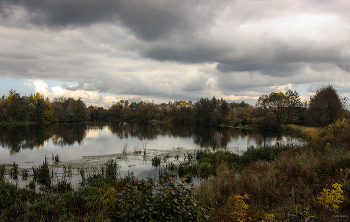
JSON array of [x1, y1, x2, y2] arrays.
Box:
[[195, 121, 350, 221], [0, 158, 210, 221]]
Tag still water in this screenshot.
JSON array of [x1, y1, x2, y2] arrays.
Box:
[[0, 122, 306, 185]]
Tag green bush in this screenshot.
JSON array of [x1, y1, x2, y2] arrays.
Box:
[[105, 173, 210, 221]]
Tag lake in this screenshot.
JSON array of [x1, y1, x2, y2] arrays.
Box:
[[0, 122, 306, 187]]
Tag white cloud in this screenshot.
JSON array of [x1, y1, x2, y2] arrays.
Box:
[[23, 82, 32, 87], [33, 80, 51, 97]]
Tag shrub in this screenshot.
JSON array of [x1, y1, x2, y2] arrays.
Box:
[[317, 183, 344, 213], [106, 173, 210, 221]]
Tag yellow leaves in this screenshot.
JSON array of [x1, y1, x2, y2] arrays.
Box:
[[328, 118, 347, 135], [317, 183, 344, 212], [103, 187, 119, 211], [228, 194, 249, 221]]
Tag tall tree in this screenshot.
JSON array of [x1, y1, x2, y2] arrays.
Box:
[[308, 85, 345, 126], [257, 92, 288, 124]]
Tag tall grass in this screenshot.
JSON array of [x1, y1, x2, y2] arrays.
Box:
[[283, 124, 323, 141]]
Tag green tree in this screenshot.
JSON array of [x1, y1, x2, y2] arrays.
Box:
[[257, 92, 288, 124], [308, 85, 345, 126], [285, 89, 304, 124]]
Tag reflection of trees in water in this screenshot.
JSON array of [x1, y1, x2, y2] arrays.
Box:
[[0, 123, 87, 154], [109, 123, 195, 141], [0, 122, 303, 155], [50, 123, 87, 146], [0, 125, 51, 155], [192, 126, 244, 149], [246, 130, 288, 147]]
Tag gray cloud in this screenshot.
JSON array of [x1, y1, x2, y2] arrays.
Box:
[[63, 79, 85, 91], [1, 0, 350, 105], [0, 0, 225, 41]]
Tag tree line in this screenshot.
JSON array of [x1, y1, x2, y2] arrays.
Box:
[[0, 85, 347, 127]]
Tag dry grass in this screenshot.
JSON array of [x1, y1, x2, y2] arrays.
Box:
[[195, 129, 350, 221], [284, 124, 323, 141]]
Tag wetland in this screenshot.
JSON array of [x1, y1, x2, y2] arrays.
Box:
[[0, 122, 306, 187]]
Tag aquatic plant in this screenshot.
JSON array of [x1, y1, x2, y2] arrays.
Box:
[[28, 179, 35, 190], [10, 162, 18, 180], [106, 158, 118, 180], [32, 157, 51, 186], [178, 162, 198, 178], [185, 173, 193, 183], [63, 164, 72, 178], [151, 156, 161, 167], [79, 167, 86, 187], [52, 153, 60, 164], [55, 179, 73, 193], [21, 169, 28, 180]]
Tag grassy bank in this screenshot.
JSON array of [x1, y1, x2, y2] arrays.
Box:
[[282, 124, 324, 141], [195, 123, 350, 221]]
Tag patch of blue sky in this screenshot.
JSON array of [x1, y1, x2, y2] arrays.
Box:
[[293, 83, 311, 98], [0, 77, 78, 97]]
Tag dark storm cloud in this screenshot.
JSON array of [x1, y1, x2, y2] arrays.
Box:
[[0, 0, 221, 41]]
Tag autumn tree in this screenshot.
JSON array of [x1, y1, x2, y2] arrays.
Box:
[[308, 85, 345, 126], [257, 92, 288, 124]]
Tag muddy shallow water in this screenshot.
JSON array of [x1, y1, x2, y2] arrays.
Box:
[[0, 122, 306, 187]]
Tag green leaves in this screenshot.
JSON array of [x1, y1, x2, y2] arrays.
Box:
[[108, 173, 210, 221]]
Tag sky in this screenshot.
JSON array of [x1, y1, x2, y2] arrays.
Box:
[[0, 0, 350, 107]]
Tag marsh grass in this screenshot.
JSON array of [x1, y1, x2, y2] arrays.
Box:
[[151, 155, 161, 167], [10, 162, 19, 180], [32, 157, 51, 187], [284, 124, 323, 141]]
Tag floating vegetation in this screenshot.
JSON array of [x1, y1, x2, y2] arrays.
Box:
[[163, 153, 170, 162], [151, 156, 161, 167], [52, 153, 60, 164]]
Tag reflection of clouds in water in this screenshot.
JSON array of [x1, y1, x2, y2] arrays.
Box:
[[85, 130, 100, 138], [104, 126, 111, 133]]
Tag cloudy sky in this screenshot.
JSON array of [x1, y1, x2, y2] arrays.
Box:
[[0, 0, 349, 107]]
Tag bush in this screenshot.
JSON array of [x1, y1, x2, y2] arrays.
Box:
[[105, 173, 210, 221]]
